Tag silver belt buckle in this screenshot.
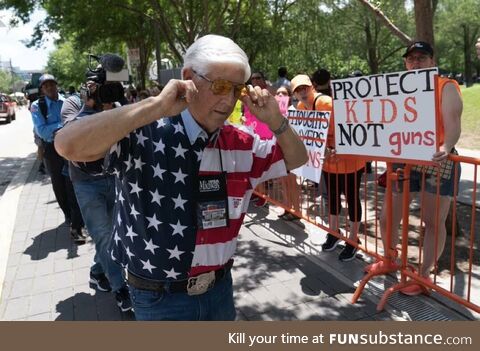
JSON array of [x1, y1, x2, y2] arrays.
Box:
[[187, 271, 216, 296]]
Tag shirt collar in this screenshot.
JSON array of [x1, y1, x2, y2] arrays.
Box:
[[181, 109, 209, 145], [44, 94, 64, 107]]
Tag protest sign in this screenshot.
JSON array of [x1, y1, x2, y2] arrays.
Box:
[[288, 109, 331, 183], [331, 68, 439, 164], [244, 104, 273, 139], [275, 95, 290, 116]]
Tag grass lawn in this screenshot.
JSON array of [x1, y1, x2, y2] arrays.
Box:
[[458, 84, 480, 150]]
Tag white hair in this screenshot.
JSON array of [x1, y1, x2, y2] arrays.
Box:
[[182, 34, 251, 82]]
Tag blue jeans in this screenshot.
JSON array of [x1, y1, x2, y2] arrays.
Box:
[[73, 177, 125, 292], [129, 271, 236, 321]]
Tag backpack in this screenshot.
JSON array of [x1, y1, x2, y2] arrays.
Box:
[[38, 96, 48, 120]]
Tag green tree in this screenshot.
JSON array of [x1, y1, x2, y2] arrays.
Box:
[[435, 0, 480, 87], [0, 69, 23, 93]]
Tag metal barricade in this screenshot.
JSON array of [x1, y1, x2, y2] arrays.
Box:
[[253, 153, 480, 314]]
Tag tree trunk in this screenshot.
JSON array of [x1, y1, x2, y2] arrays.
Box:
[[414, 0, 435, 46], [463, 24, 473, 87], [365, 17, 379, 74]]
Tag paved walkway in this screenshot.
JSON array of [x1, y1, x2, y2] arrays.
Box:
[[0, 155, 476, 321]]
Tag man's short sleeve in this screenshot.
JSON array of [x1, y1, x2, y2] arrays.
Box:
[[249, 134, 287, 189], [104, 133, 134, 179], [61, 95, 83, 123]]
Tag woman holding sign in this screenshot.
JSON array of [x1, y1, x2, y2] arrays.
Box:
[[291, 74, 365, 261], [371, 42, 463, 297]]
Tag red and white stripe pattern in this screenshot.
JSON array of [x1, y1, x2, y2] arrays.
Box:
[[189, 125, 286, 276]]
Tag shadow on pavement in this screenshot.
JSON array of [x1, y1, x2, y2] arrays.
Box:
[[24, 225, 80, 260], [55, 292, 135, 321]]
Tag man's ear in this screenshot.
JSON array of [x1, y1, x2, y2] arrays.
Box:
[[182, 67, 194, 80]]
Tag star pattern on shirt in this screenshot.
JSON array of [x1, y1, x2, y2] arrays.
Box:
[[172, 193, 187, 210], [141, 259, 157, 274], [171, 168, 187, 184], [130, 204, 140, 220], [149, 189, 164, 206], [156, 119, 167, 128], [144, 238, 160, 254], [153, 139, 165, 154], [173, 123, 184, 135], [109, 115, 255, 281], [124, 154, 133, 172], [151, 163, 166, 180], [125, 225, 139, 242], [163, 267, 181, 279], [118, 191, 125, 204], [146, 213, 162, 230], [133, 156, 145, 170], [166, 245, 184, 261], [125, 246, 135, 260], [170, 220, 187, 237], [113, 231, 121, 245], [129, 181, 143, 197], [172, 142, 188, 159], [136, 130, 149, 147]]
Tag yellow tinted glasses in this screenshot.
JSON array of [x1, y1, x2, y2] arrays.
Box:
[[193, 70, 246, 98]]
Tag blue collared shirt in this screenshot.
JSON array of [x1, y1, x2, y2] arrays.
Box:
[[181, 109, 209, 145], [30, 95, 65, 142]]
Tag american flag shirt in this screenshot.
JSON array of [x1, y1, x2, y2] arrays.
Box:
[[106, 109, 287, 281]]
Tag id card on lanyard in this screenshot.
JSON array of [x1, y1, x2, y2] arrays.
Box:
[[195, 172, 229, 230]]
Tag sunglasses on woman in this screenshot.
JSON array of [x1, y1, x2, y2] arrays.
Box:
[[193, 70, 246, 98]]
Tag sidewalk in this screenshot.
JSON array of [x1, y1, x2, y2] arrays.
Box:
[[0, 156, 475, 321]]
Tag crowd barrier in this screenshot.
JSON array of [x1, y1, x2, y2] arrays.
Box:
[[253, 153, 479, 314]]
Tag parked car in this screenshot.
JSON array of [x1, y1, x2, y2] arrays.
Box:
[[0, 93, 16, 123]]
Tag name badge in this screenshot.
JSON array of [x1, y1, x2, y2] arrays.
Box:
[[195, 173, 229, 230]]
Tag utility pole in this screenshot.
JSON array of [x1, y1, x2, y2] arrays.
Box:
[[10, 59, 14, 93]]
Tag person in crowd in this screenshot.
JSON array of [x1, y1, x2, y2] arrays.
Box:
[[249, 71, 276, 95], [60, 81, 132, 312], [138, 90, 151, 101], [30, 74, 86, 242], [272, 66, 291, 90], [54, 34, 307, 321], [292, 74, 365, 261], [311, 68, 332, 96], [371, 41, 463, 296], [244, 71, 276, 207], [275, 86, 301, 221]]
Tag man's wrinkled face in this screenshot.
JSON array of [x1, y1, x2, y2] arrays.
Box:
[[184, 62, 246, 132], [404, 50, 435, 70], [41, 81, 59, 100]]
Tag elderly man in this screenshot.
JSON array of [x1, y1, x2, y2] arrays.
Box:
[[55, 34, 307, 321], [372, 41, 463, 296], [31, 74, 85, 242]]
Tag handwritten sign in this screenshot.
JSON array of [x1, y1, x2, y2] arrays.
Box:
[[332, 68, 438, 163], [287, 109, 331, 183]]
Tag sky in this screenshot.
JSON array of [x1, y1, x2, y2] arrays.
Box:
[[0, 8, 56, 71]]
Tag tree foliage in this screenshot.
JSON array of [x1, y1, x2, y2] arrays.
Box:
[[1, 0, 479, 86]]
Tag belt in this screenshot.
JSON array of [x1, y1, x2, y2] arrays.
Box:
[[127, 259, 234, 295]]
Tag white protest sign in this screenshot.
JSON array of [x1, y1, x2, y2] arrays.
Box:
[[287, 109, 331, 183], [332, 68, 438, 163]]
